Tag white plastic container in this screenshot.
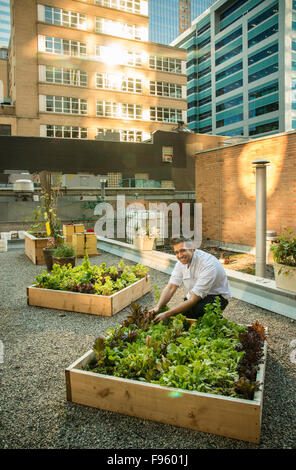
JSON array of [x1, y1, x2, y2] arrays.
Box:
[[1, 232, 11, 240], [0, 240, 7, 252]]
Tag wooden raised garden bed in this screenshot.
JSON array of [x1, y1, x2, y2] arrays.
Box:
[[65, 326, 267, 444], [27, 275, 151, 317], [24, 231, 50, 265]]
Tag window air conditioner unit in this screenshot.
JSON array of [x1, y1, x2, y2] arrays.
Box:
[[162, 155, 173, 162]]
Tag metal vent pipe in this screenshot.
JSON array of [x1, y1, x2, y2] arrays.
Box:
[[252, 159, 270, 278]]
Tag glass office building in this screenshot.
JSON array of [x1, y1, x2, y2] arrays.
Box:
[[172, 0, 296, 138], [0, 0, 10, 48], [149, 0, 215, 45]]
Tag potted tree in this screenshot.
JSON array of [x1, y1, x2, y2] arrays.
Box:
[[133, 223, 159, 251], [25, 171, 63, 265], [270, 228, 296, 293], [52, 243, 77, 268]]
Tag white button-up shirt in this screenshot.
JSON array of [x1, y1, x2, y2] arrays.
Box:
[[169, 249, 232, 300]]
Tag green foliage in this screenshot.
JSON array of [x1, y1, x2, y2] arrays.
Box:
[[52, 243, 76, 258], [270, 228, 296, 268], [26, 207, 45, 234], [34, 256, 149, 296], [86, 301, 265, 399]]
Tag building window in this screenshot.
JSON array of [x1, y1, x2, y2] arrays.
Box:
[[97, 128, 149, 142], [150, 107, 182, 123], [198, 51, 211, 65], [44, 36, 87, 57], [44, 66, 87, 87], [149, 56, 182, 74], [216, 61, 242, 82], [45, 125, 87, 138], [45, 96, 88, 115], [198, 80, 211, 93], [216, 95, 243, 113], [249, 120, 279, 136], [95, 17, 147, 41], [293, 12, 296, 31], [248, 2, 278, 31], [0, 124, 11, 135], [220, 0, 248, 21], [248, 62, 278, 83], [96, 45, 142, 67], [216, 113, 243, 128], [249, 101, 278, 118], [248, 81, 278, 100], [216, 79, 243, 97], [199, 124, 212, 133], [248, 23, 278, 48], [44, 6, 87, 30], [162, 146, 173, 162], [149, 81, 182, 98], [198, 66, 211, 79], [248, 42, 278, 66], [197, 35, 211, 49], [198, 95, 212, 107], [96, 73, 142, 93], [199, 109, 212, 121], [0, 49, 8, 59], [94, 0, 143, 14], [215, 27, 242, 51], [96, 101, 142, 119], [215, 44, 242, 66]]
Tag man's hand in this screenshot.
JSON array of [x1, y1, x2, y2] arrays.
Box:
[[148, 306, 160, 316], [154, 311, 171, 323]]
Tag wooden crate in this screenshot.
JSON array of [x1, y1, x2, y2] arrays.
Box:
[[65, 335, 267, 444], [27, 275, 151, 317], [24, 231, 50, 265], [63, 224, 85, 244], [72, 232, 98, 257]]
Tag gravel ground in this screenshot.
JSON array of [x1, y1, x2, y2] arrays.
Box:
[[0, 247, 295, 450]]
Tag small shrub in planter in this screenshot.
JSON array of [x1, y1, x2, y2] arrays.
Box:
[[52, 243, 77, 268], [270, 228, 296, 292], [133, 224, 159, 251]]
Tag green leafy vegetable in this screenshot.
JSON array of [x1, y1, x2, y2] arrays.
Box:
[[34, 255, 149, 296], [85, 299, 266, 400]]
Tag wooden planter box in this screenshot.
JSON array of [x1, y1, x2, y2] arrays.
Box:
[[65, 334, 267, 444], [24, 231, 50, 265], [27, 275, 151, 316]]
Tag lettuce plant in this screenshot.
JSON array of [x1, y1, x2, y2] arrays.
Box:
[[34, 254, 149, 296], [86, 299, 266, 400]]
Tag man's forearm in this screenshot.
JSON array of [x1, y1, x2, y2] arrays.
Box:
[[156, 284, 176, 310], [158, 294, 201, 320]]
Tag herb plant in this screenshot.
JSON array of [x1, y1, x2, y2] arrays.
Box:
[[270, 228, 296, 269], [85, 298, 266, 400]]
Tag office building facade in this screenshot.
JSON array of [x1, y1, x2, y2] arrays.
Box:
[[149, 0, 215, 45], [0, 0, 10, 48], [172, 0, 296, 139], [1, 0, 187, 141]]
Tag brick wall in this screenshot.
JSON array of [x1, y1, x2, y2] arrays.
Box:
[[194, 132, 296, 247]]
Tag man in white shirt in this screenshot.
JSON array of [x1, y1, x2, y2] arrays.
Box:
[[151, 237, 232, 323]]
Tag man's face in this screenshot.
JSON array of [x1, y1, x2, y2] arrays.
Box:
[[173, 242, 194, 265]]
